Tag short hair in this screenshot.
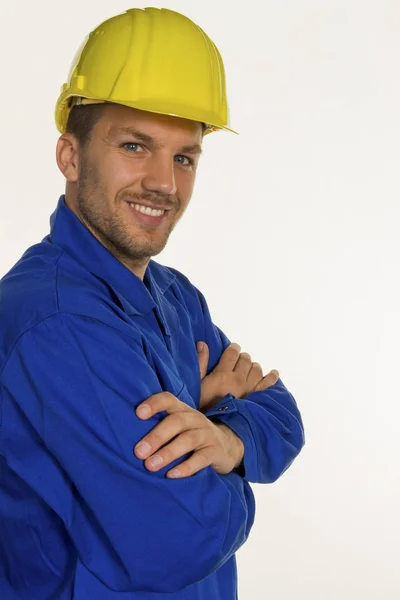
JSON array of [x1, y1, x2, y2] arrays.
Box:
[[65, 103, 106, 148], [65, 102, 207, 146]]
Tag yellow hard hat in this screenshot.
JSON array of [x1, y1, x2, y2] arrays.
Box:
[[55, 7, 236, 136]]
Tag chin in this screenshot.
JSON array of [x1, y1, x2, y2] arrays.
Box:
[[124, 241, 166, 261]]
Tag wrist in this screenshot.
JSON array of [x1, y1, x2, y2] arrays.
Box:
[[216, 422, 244, 469]]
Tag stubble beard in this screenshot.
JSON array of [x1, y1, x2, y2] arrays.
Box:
[[76, 155, 177, 268]]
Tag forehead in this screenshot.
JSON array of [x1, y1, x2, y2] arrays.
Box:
[[102, 104, 203, 144]]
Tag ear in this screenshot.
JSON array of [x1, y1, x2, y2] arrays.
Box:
[[56, 134, 80, 182]]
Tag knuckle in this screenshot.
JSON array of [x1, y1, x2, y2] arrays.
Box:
[[184, 461, 194, 476], [183, 428, 198, 445], [229, 343, 241, 354], [159, 447, 171, 464], [172, 412, 186, 429], [165, 391, 178, 404], [189, 454, 208, 475], [262, 374, 276, 388], [252, 365, 263, 380], [197, 453, 210, 470], [150, 430, 164, 448]]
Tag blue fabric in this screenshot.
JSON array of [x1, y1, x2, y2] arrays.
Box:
[[0, 196, 304, 599]]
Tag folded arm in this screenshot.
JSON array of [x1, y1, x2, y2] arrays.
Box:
[[181, 281, 305, 484], [0, 313, 255, 593]]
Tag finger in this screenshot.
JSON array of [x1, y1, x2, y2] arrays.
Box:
[[247, 361, 264, 389], [233, 352, 253, 378], [135, 391, 187, 420], [144, 427, 208, 472], [134, 410, 202, 459], [215, 343, 241, 372], [197, 341, 210, 380], [254, 369, 280, 392], [167, 448, 214, 479]]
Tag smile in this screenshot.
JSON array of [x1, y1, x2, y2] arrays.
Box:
[[129, 203, 166, 217]]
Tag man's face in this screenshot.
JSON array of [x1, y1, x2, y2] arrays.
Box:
[[68, 104, 202, 271]]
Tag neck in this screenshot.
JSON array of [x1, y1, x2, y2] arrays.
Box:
[[64, 188, 149, 281], [119, 257, 149, 281]]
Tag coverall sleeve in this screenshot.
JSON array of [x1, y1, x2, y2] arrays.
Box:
[[192, 287, 305, 484], [0, 313, 255, 594]]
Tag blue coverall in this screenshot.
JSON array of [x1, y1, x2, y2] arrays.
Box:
[[0, 195, 304, 599]]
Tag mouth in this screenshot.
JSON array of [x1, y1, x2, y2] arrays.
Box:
[[125, 201, 171, 226]]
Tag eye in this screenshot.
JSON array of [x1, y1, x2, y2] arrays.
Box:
[[174, 155, 193, 166], [122, 142, 144, 152]]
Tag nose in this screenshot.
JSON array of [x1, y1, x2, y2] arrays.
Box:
[[142, 154, 177, 197]]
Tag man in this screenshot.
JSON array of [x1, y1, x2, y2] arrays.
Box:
[[0, 7, 304, 600]]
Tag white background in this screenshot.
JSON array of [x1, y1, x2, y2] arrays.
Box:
[[1, 1, 399, 598]]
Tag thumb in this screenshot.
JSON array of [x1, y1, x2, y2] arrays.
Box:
[[196, 341, 210, 380]]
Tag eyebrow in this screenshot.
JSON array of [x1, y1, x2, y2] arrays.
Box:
[[110, 126, 203, 155]]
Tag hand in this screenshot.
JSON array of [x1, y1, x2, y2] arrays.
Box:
[[197, 341, 280, 413], [134, 392, 244, 478]]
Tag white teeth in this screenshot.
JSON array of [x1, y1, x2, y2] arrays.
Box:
[[129, 203, 164, 217]]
